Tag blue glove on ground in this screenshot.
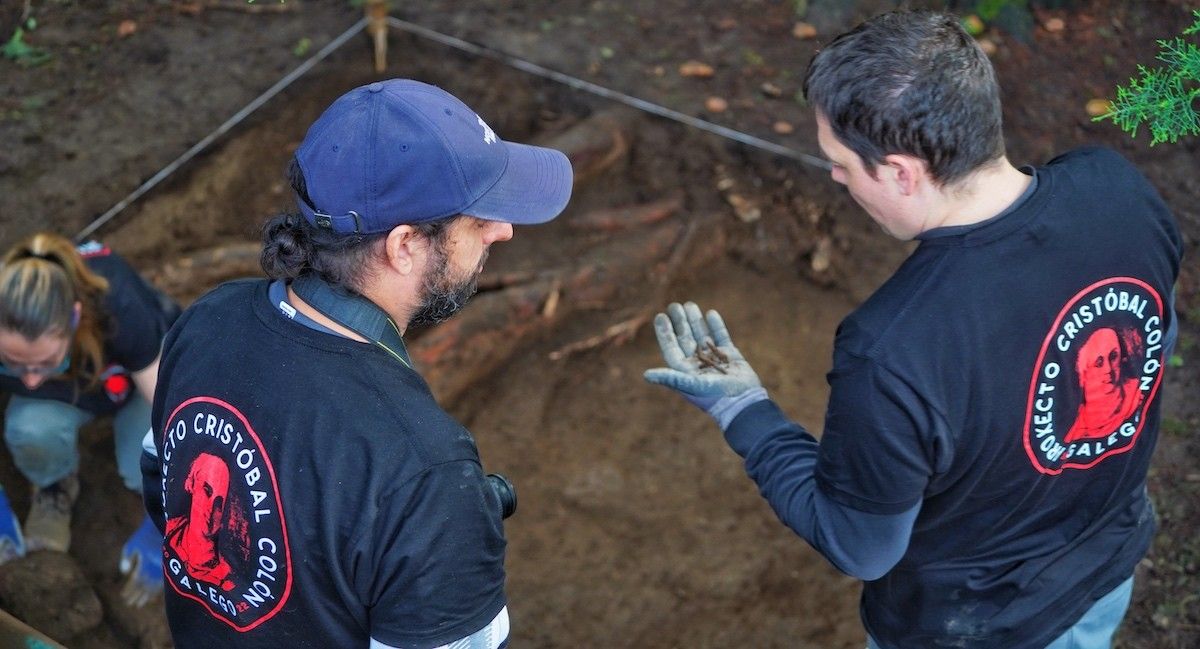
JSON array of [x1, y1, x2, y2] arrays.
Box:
[[119, 513, 164, 608], [0, 486, 26, 565], [644, 301, 768, 429]]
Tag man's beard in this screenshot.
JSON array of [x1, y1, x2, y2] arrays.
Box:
[[408, 245, 486, 327]]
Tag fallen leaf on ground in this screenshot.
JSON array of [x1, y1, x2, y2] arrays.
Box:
[[978, 38, 997, 56], [760, 82, 783, 98], [811, 237, 833, 273], [117, 20, 138, 38], [1044, 17, 1066, 33], [1085, 98, 1111, 117], [772, 121, 794, 135], [726, 193, 761, 222], [679, 60, 715, 78], [705, 96, 728, 113], [792, 22, 817, 40]]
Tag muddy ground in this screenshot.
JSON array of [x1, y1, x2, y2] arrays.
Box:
[[0, 1, 1197, 648]]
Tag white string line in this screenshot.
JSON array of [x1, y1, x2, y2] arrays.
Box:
[[75, 16, 370, 242], [386, 16, 831, 171], [77, 14, 831, 241]]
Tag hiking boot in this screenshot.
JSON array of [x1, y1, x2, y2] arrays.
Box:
[[24, 473, 79, 553]]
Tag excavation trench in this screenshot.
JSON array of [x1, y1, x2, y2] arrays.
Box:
[[0, 38, 901, 649]]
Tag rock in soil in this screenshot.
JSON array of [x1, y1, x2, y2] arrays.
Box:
[[0, 551, 103, 641]]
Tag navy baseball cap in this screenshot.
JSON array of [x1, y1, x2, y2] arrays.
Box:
[[294, 79, 573, 234]]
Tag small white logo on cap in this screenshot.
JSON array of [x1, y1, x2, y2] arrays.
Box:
[[477, 115, 498, 145]]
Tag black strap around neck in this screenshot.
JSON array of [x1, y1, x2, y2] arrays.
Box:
[[290, 274, 412, 369]]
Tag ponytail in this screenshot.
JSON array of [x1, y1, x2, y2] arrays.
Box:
[[0, 233, 110, 386], [260, 158, 389, 294]]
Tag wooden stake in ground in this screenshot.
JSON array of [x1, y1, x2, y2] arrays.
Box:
[[366, 0, 389, 73]]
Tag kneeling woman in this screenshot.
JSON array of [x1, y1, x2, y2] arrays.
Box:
[[0, 232, 179, 605]]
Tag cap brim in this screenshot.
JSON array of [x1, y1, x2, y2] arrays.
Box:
[[461, 141, 573, 225]]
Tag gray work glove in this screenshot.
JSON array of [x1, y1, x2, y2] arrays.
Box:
[[644, 302, 768, 429]]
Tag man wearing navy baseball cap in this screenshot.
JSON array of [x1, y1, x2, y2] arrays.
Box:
[[142, 79, 572, 649]]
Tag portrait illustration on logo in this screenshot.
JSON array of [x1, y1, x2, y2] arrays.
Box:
[[160, 396, 292, 631], [1024, 278, 1168, 474], [1063, 326, 1145, 444], [166, 452, 237, 592]]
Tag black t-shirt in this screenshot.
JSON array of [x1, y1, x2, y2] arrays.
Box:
[[724, 147, 1182, 649], [812, 147, 1182, 647], [0, 241, 179, 414], [149, 279, 507, 649]]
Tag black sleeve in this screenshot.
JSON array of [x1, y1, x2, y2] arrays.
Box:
[[95, 253, 181, 372], [141, 442, 166, 533], [814, 355, 949, 514], [724, 399, 922, 580], [354, 460, 507, 649]]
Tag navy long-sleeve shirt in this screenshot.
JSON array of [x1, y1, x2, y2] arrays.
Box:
[[725, 398, 920, 581]]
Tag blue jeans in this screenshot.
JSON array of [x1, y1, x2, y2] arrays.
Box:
[[866, 577, 1134, 649], [4, 394, 150, 491]]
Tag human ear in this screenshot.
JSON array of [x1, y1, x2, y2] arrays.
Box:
[[883, 154, 927, 196], [384, 225, 421, 276]]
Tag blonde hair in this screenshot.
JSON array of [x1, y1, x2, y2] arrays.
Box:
[[0, 233, 110, 387]]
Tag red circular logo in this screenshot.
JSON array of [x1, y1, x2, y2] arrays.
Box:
[[1022, 278, 1166, 474], [160, 397, 292, 631]]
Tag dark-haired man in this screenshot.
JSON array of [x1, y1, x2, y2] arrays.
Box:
[[143, 79, 572, 648], [646, 10, 1182, 649]]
